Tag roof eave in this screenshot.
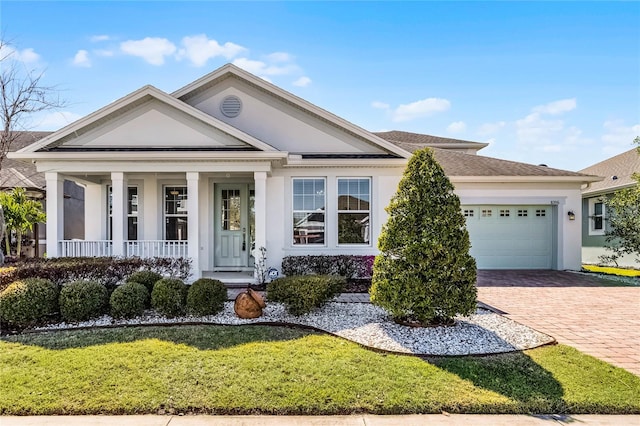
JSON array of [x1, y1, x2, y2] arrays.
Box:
[[450, 175, 603, 183]]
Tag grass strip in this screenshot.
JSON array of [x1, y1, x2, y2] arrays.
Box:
[[582, 264, 640, 277], [1, 325, 638, 415]]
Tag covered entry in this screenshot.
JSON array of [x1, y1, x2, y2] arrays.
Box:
[[462, 205, 555, 269]]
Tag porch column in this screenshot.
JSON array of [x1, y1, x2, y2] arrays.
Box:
[[45, 172, 64, 257], [186, 172, 200, 279], [254, 172, 267, 263], [111, 172, 127, 256]]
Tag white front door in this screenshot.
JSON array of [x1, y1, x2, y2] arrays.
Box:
[[214, 184, 251, 268]]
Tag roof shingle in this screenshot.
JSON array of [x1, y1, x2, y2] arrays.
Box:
[[578, 148, 640, 195]]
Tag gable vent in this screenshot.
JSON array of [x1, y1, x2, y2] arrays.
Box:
[[220, 95, 242, 118]]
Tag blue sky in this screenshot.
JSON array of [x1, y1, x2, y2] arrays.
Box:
[[2, 1, 638, 171]]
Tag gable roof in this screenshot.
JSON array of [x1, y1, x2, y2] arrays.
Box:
[[0, 131, 51, 190], [172, 64, 412, 159], [579, 148, 640, 196], [15, 85, 278, 154], [373, 130, 488, 151], [376, 132, 600, 181]]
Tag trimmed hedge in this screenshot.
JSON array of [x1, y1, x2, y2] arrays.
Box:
[[110, 282, 149, 319], [0, 256, 191, 292], [267, 275, 345, 316], [59, 280, 109, 322], [126, 270, 163, 293], [281, 255, 374, 280], [186, 278, 227, 316], [151, 278, 188, 318], [0, 278, 59, 327]]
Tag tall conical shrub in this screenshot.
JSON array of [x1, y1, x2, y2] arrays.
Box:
[[370, 148, 477, 325]]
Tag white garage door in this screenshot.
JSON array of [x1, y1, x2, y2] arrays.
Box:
[[462, 205, 554, 269]]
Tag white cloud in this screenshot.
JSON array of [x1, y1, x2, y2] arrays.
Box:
[[72, 50, 91, 67], [532, 98, 576, 115], [177, 34, 245, 67], [292, 76, 311, 87], [477, 121, 506, 136], [120, 37, 176, 65], [90, 35, 110, 42], [232, 57, 299, 76], [601, 120, 640, 154], [0, 45, 40, 64], [392, 98, 451, 122], [35, 111, 83, 130], [447, 121, 466, 134], [515, 112, 564, 146], [267, 52, 292, 63], [94, 49, 114, 57], [371, 101, 390, 110]]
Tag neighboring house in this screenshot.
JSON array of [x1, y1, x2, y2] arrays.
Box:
[[578, 148, 640, 268], [8, 64, 599, 280], [1, 131, 84, 257]]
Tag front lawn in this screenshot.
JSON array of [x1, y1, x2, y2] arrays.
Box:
[[1, 325, 638, 415]]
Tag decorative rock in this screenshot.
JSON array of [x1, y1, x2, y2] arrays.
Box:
[[234, 290, 263, 318], [248, 288, 266, 308]]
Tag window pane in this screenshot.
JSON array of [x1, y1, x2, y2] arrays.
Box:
[[165, 187, 187, 215], [128, 187, 138, 215], [166, 217, 188, 241], [337, 178, 370, 211], [594, 216, 603, 230], [338, 213, 370, 244], [594, 202, 603, 216], [221, 189, 241, 231], [293, 212, 324, 245], [128, 217, 138, 240]]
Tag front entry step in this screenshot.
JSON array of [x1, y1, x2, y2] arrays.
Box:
[[202, 270, 256, 286]]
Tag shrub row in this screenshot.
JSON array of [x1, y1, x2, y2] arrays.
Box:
[[281, 255, 374, 280], [0, 256, 191, 292], [267, 275, 345, 316], [0, 276, 228, 327]]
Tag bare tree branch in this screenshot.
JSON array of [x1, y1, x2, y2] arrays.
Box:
[[0, 39, 66, 169]]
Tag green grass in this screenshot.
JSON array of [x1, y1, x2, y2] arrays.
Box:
[[1, 325, 639, 415]]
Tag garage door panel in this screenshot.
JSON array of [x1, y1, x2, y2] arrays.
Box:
[[464, 205, 553, 269]]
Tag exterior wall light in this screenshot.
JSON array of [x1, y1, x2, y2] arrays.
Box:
[[567, 211, 576, 221]]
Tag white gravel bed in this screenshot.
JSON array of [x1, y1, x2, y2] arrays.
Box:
[[32, 302, 554, 356]]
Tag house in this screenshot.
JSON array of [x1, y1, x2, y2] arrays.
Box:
[[578, 148, 640, 268], [1, 131, 84, 257], [8, 64, 600, 280]]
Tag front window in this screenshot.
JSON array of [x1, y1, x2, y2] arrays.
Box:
[[292, 178, 325, 245], [337, 178, 370, 245], [589, 198, 605, 235], [165, 186, 188, 240], [108, 186, 138, 240]]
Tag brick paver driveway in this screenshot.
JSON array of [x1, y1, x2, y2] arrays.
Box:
[[477, 270, 640, 376]]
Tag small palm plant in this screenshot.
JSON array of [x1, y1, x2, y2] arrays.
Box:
[[0, 187, 46, 257]]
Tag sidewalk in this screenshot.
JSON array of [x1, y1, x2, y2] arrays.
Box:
[[3, 414, 640, 425]]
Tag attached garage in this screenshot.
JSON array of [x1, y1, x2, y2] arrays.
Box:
[[462, 205, 556, 269]]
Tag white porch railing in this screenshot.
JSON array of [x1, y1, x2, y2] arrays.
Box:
[[125, 240, 188, 258], [60, 240, 113, 257]]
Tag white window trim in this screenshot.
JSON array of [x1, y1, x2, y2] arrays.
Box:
[[291, 177, 327, 247], [336, 177, 372, 247], [588, 198, 605, 236]]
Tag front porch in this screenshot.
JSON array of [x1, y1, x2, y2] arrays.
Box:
[[45, 167, 270, 281]]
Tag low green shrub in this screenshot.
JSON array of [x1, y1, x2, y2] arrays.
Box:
[[0, 278, 59, 327], [187, 278, 227, 316], [0, 256, 192, 292], [151, 278, 188, 318], [126, 270, 163, 293], [267, 275, 345, 316], [59, 280, 108, 322], [281, 255, 374, 280], [110, 282, 149, 319]]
